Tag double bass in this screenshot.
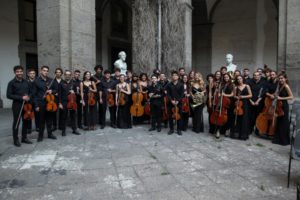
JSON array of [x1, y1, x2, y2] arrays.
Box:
[[210, 83, 230, 126], [256, 83, 284, 137]]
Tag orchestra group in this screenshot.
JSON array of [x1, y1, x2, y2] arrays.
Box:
[[7, 64, 294, 147]]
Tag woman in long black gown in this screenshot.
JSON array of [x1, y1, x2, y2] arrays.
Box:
[[232, 75, 252, 140], [191, 73, 205, 133], [80, 71, 97, 130], [272, 73, 294, 146], [181, 74, 190, 131], [116, 74, 132, 129]]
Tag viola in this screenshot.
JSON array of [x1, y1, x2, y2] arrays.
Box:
[[45, 93, 57, 112], [67, 93, 77, 111], [23, 103, 35, 120], [88, 91, 96, 106], [172, 103, 181, 120], [130, 92, 144, 117], [181, 95, 190, 113], [107, 92, 115, 107], [144, 94, 151, 116]]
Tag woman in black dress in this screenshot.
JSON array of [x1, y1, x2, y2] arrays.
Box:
[[116, 74, 132, 129], [272, 73, 294, 146], [80, 71, 97, 130], [219, 73, 234, 137], [190, 73, 205, 133], [232, 75, 252, 140], [130, 74, 141, 125]]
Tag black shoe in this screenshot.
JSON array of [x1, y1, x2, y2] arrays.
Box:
[[100, 126, 105, 129], [168, 130, 174, 135], [14, 140, 21, 147], [72, 130, 81, 135], [148, 127, 156, 131], [157, 128, 161, 132], [21, 138, 33, 144], [62, 131, 66, 137], [78, 126, 83, 129], [37, 136, 43, 142], [51, 128, 57, 132], [177, 130, 182, 136], [27, 129, 32, 134], [48, 134, 57, 140], [111, 124, 117, 128]]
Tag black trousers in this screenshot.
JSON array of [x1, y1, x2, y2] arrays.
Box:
[[59, 106, 77, 131], [249, 103, 263, 133], [98, 101, 104, 125], [168, 105, 183, 131], [150, 103, 162, 128], [38, 105, 54, 138], [12, 102, 30, 141], [27, 108, 40, 131], [76, 96, 82, 127], [181, 112, 189, 131], [101, 103, 116, 126]]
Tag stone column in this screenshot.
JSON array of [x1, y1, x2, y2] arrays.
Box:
[[278, 0, 300, 96], [161, 0, 192, 75], [37, 0, 96, 73], [132, 0, 157, 74]]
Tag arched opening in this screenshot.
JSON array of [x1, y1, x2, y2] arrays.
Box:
[[96, 0, 132, 71], [210, 0, 278, 72]]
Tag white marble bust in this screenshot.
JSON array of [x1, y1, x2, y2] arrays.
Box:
[[114, 51, 127, 75], [226, 54, 237, 73]]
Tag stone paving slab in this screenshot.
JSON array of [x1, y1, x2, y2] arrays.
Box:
[[0, 109, 299, 200]]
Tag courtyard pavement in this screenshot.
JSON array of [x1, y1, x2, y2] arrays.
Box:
[[0, 109, 299, 200]]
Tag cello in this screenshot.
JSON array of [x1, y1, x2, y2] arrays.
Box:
[[130, 90, 144, 117], [256, 83, 284, 137], [210, 84, 230, 127]]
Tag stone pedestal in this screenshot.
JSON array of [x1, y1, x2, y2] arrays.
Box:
[[37, 0, 96, 73]]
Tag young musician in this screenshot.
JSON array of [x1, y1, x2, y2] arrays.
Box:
[[219, 73, 234, 136], [27, 68, 39, 133], [73, 70, 83, 129], [148, 74, 164, 132], [248, 72, 266, 135], [33, 66, 57, 142], [52, 68, 63, 131], [112, 68, 121, 82], [181, 74, 190, 131], [243, 68, 251, 84], [165, 71, 184, 135], [7, 66, 33, 146], [99, 70, 118, 129], [272, 73, 294, 146], [139, 73, 150, 122], [178, 67, 185, 82], [58, 70, 81, 136], [232, 75, 252, 140], [80, 71, 97, 130], [93, 65, 103, 126], [190, 73, 205, 133], [116, 74, 132, 129], [131, 73, 142, 125]]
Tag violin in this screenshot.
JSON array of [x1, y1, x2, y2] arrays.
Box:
[[181, 95, 190, 114], [88, 91, 96, 106], [144, 94, 151, 116], [172, 102, 181, 120], [234, 98, 244, 116], [107, 92, 115, 107], [130, 91, 144, 117], [46, 93, 57, 112], [23, 103, 35, 120], [67, 93, 77, 110], [117, 85, 126, 106]]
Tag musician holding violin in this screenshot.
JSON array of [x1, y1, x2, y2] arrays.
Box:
[[181, 74, 190, 131], [159, 73, 169, 128], [6, 66, 33, 147], [58, 70, 81, 136], [99, 70, 118, 129], [33, 66, 57, 142], [80, 71, 97, 130], [148, 74, 164, 132], [115, 74, 132, 129], [271, 73, 294, 146], [73, 70, 83, 129], [165, 71, 184, 135], [232, 75, 252, 140], [52, 68, 63, 132]]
